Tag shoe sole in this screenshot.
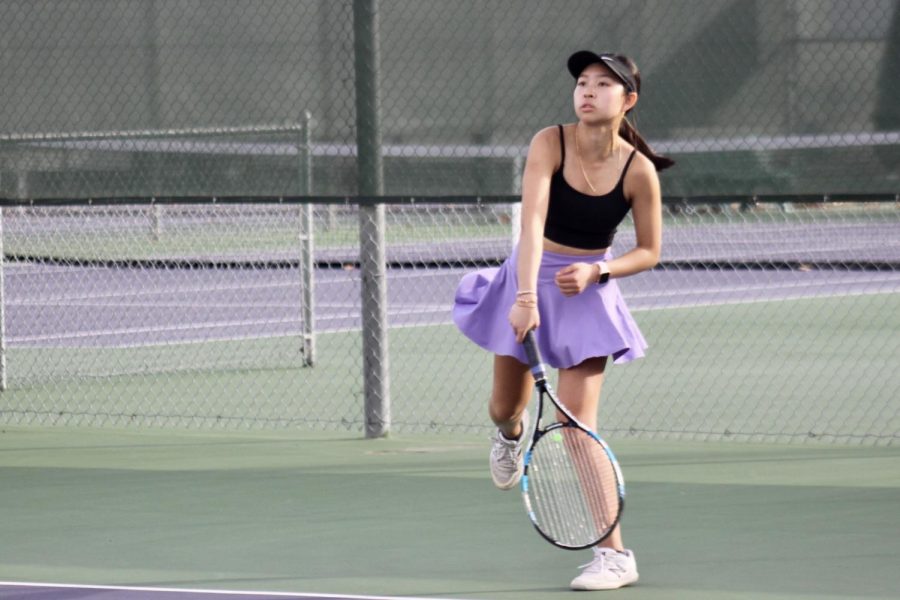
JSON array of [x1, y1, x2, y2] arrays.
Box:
[[491, 465, 523, 490], [570, 573, 639, 591]]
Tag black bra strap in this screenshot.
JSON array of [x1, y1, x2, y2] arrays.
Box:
[[618, 149, 637, 184], [557, 124, 566, 167]]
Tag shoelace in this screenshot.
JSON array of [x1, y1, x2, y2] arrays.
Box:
[[579, 550, 627, 574], [490, 434, 519, 467]]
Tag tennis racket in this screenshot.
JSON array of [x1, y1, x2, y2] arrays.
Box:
[[521, 330, 625, 550]]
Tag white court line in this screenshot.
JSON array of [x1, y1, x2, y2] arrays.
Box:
[[6, 259, 450, 287], [382, 269, 482, 280], [11, 271, 898, 308], [8, 300, 318, 310], [15, 288, 896, 349], [4, 281, 353, 305], [0, 581, 464, 600], [5, 281, 302, 304], [619, 274, 900, 300], [13, 330, 310, 351], [628, 288, 900, 311], [9, 317, 303, 344], [7, 305, 450, 345], [11, 284, 899, 345], [6, 267, 897, 346]]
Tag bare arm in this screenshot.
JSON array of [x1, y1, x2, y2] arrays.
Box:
[[508, 127, 558, 342], [607, 152, 662, 278], [553, 151, 662, 296]]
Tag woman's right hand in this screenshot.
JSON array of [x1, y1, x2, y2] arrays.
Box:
[[508, 303, 540, 343]]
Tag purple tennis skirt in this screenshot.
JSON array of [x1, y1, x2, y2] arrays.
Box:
[[452, 245, 647, 368]]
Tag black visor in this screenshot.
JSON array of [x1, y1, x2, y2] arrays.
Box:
[[567, 51, 637, 94]]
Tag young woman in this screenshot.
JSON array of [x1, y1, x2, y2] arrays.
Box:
[[453, 50, 673, 591]]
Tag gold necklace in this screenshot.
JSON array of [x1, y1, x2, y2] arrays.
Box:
[[574, 124, 620, 194]]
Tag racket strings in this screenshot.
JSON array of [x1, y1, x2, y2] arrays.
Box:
[[565, 428, 619, 534], [531, 440, 587, 543], [528, 426, 620, 547]]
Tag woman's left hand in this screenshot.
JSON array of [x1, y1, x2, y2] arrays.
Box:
[[554, 262, 596, 297]]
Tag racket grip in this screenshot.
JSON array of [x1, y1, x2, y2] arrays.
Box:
[[522, 330, 547, 381]]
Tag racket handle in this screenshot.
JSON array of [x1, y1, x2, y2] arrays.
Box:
[[522, 330, 547, 382]]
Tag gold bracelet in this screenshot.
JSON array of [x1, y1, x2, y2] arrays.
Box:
[[516, 290, 536, 296]]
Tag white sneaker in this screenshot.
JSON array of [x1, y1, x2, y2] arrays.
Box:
[[489, 410, 529, 490], [570, 547, 639, 591]]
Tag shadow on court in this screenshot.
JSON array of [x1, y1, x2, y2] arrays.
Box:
[[1, 427, 898, 600]]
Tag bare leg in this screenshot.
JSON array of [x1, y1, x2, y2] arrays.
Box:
[[488, 354, 532, 439], [557, 356, 624, 551]]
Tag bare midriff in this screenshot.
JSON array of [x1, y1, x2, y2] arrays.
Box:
[[543, 237, 610, 256]]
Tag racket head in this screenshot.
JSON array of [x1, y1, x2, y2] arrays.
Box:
[[522, 421, 624, 550]]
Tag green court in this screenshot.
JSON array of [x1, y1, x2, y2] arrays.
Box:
[[1, 1, 897, 598], [2, 427, 898, 599], [3, 292, 897, 439]]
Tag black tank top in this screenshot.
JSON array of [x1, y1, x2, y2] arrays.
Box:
[[543, 124, 636, 249]]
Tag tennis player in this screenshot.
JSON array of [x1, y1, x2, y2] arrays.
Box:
[[453, 51, 672, 590]]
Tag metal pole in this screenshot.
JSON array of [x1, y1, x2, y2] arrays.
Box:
[[151, 201, 162, 240], [510, 155, 523, 249], [0, 207, 7, 391], [354, 0, 389, 438], [298, 111, 316, 366]]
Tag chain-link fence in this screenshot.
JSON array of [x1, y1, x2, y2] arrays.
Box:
[[0, 1, 898, 444], [1, 196, 896, 444], [2, 0, 898, 199]]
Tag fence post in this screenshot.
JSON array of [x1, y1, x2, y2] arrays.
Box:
[[298, 112, 316, 367], [150, 201, 162, 240], [354, 0, 390, 438], [510, 155, 523, 249], [0, 206, 7, 391]]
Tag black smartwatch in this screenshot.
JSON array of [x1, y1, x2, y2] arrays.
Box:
[[595, 262, 610, 284]]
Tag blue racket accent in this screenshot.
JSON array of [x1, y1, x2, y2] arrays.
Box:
[[587, 428, 627, 499]]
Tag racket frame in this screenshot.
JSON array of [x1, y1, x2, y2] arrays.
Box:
[[520, 330, 626, 550]]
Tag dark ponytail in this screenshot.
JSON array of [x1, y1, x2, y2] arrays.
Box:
[[620, 117, 675, 171], [614, 54, 675, 172]]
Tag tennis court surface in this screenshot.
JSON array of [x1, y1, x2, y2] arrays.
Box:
[[2, 427, 898, 600], [0, 583, 462, 600]]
